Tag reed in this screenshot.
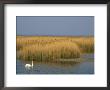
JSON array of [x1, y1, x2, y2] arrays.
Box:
[[71, 37, 94, 53], [17, 36, 94, 61], [18, 41, 81, 61]]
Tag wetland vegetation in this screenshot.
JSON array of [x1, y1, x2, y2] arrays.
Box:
[[17, 36, 94, 63]]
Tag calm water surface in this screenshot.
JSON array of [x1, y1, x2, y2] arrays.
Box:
[[16, 54, 94, 74]]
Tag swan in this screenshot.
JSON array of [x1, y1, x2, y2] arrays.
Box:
[[25, 60, 33, 70]]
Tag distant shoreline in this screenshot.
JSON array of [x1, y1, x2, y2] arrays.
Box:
[[16, 35, 94, 37]]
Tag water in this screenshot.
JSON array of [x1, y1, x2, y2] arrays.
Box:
[[16, 54, 94, 74]]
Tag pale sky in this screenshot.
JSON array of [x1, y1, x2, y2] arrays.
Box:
[[16, 16, 94, 36]]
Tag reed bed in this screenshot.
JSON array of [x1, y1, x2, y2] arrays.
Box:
[[17, 36, 94, 61]]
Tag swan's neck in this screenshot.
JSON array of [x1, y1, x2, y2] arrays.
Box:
[[32, 60, 33, 67]]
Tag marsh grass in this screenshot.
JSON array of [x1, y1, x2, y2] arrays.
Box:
[[72, 38, 94, 53], [17, 36, 94, 62]]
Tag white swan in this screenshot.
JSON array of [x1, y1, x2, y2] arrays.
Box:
[[25, 60, 33, 70]]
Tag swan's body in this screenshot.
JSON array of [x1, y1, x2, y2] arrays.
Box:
[[25, 60, 33, 70]]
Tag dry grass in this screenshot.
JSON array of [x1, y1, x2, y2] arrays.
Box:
[[17, 36, 94, 61]]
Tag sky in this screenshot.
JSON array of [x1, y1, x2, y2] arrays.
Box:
[[16, 16, 94, 36]]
